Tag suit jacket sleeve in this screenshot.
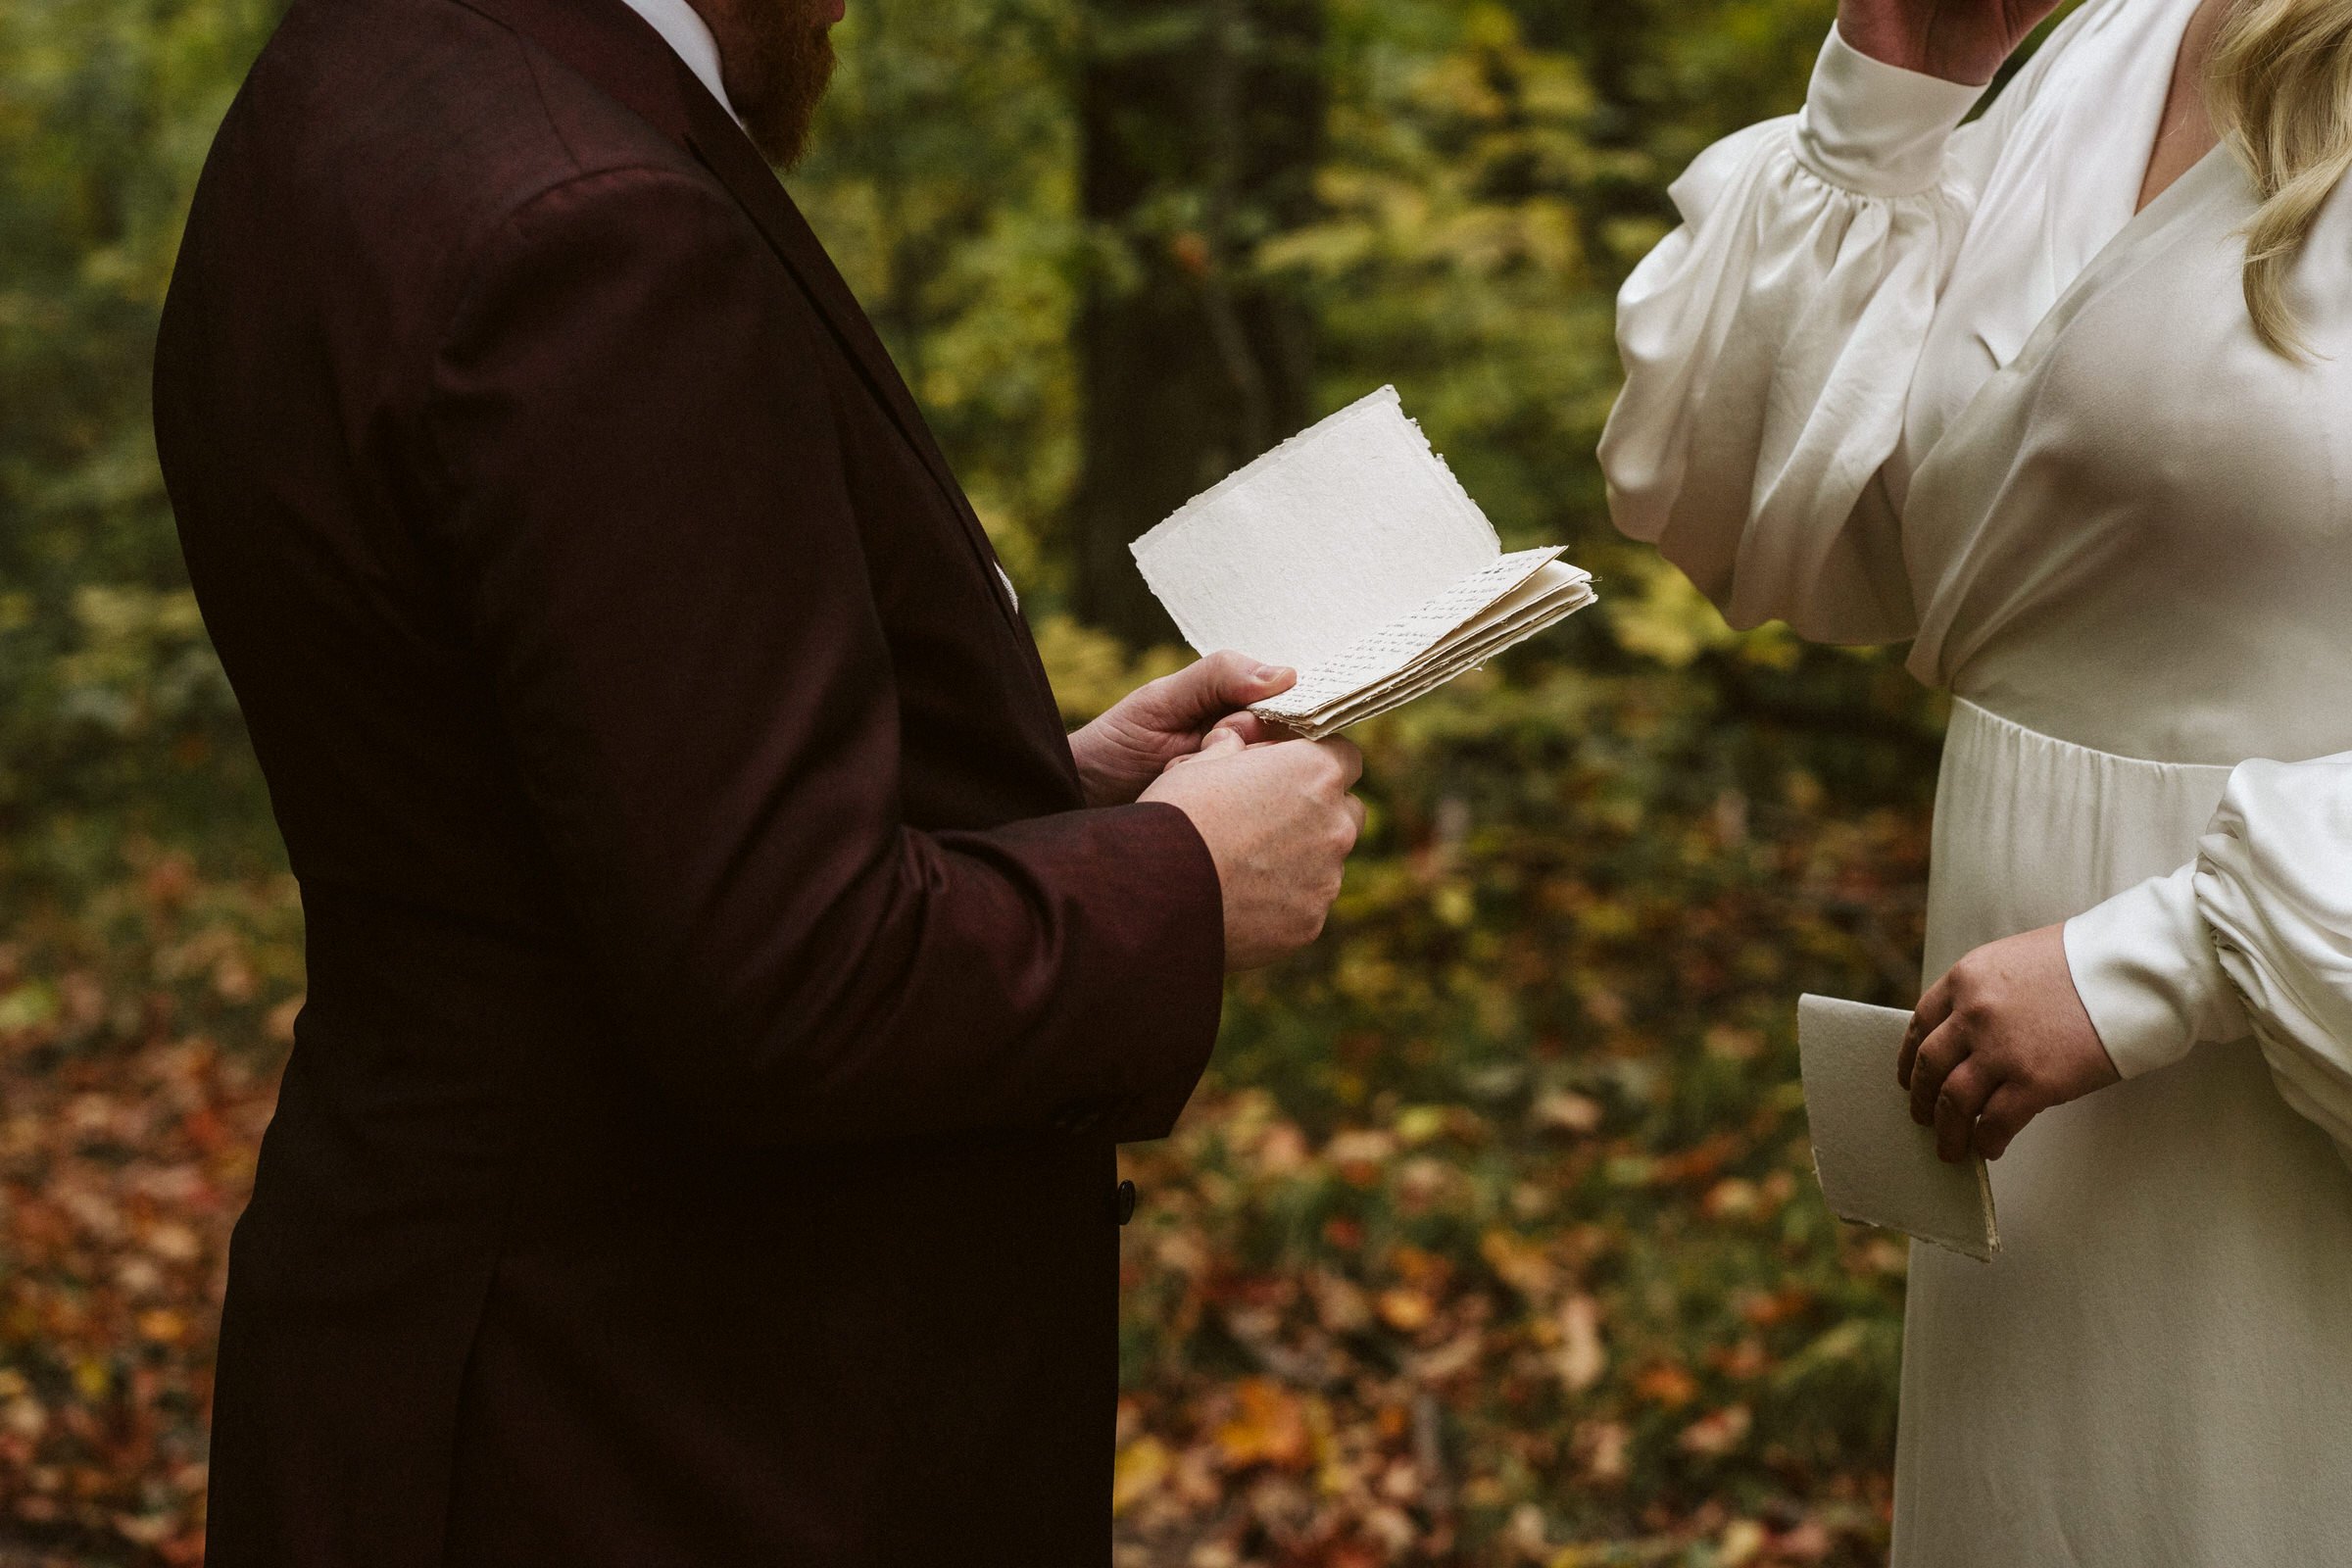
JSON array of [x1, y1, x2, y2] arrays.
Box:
[[421, 164, 1223, 1148]]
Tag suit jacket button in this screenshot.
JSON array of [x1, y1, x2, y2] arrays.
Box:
[[1112, 1180, 1138, 1226]]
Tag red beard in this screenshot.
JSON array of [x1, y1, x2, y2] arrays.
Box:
[[717, 1, 837, 169]]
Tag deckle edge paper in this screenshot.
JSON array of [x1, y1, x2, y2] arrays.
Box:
[[1797, 994, 2000, 1263], [1126, 384, 1596, 735], [1128, 385, 1500, 574], [1252, 549, 1569, 718]]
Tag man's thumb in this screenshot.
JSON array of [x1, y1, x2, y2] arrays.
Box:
[[1177, 725, 1247, 768], [1201, 650, 1296, 703]]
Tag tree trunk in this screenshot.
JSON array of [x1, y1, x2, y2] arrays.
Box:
[[1069, 0, 1325, 647]]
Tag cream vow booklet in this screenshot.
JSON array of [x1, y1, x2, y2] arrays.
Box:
[[1129, 387, 1594, 739], [1798, 995, 1999, 1261]]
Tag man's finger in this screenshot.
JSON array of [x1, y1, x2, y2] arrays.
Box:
[[1316, 738, 1364, 789], [1214, 712, 1282, 745], [1198, 650, 1297, 706], [1167, 726, 1245, 771], [1900, 972, 1955, 1090]]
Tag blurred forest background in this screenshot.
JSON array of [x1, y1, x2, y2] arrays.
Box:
[[0, 0, 1991, 1561]]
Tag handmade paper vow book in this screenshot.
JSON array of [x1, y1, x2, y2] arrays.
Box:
[[1798, 995, 1999, 1260], [1129, 387, 1595, 739]]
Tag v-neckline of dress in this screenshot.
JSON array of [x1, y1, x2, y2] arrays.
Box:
[[2073, 0, 2227, 268], [1957, 0, 2226, 376], [2129, 0, 2230, 218], [2014, 131, 2233, 376]]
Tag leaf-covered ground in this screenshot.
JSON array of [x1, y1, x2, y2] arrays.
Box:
[[1, 633, 1938, 1567], [1096, 650, 1937, 1567], [1, 848, 299, 1566]]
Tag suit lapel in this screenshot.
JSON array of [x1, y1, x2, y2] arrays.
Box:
[[451, 0, 1021, 628], [673, 99, 1018, 620]]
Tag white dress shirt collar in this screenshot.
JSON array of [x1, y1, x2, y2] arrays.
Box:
[[613, 0, 743, 126]]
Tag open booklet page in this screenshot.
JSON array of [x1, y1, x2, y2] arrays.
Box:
[[1130, 386, 1593, 739]]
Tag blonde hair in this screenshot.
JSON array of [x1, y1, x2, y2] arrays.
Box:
[[2208, 0, 2352, 356]]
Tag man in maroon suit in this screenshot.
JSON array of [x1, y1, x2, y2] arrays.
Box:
[[150, 0, 1363, 1560]]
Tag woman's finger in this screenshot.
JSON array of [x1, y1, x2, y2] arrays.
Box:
[[1933, 1057, 1997, 1163], [1908, 1017, 1968, 1128], [1901, 971, 1956, 1090], [1972, 1081, 2039, 1161]]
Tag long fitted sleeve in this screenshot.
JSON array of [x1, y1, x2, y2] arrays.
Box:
[[1601, 28, 2022, 641], [2066, 756, 2352, 1155]]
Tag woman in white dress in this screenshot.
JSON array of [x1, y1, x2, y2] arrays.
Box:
[[1601, 0, 2352, 1561]]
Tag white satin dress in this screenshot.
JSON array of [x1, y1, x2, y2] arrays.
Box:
[[1601, 3, 2352, 1562]]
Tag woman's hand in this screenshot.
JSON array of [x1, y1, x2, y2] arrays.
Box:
[[1898, 923, 2121, 1161], [1838, 0, 2069, 85]]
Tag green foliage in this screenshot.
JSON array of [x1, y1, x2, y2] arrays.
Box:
[[0, 0, 283, 889], [0, 0, 1950, 1563]]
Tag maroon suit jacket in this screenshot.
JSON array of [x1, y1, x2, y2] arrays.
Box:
[[151, 0, 1226, 1560]]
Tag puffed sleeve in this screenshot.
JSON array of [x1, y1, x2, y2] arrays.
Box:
[[1599, 27, 2007, 642], [2064, 755, 2352, 1155]]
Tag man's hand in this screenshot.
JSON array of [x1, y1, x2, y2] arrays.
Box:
[[1898, 923, 2121, 1162], [1838, 0, 2066, 85], [1142, 729, 1364, 971], [1070, 651, 1298, 808]]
